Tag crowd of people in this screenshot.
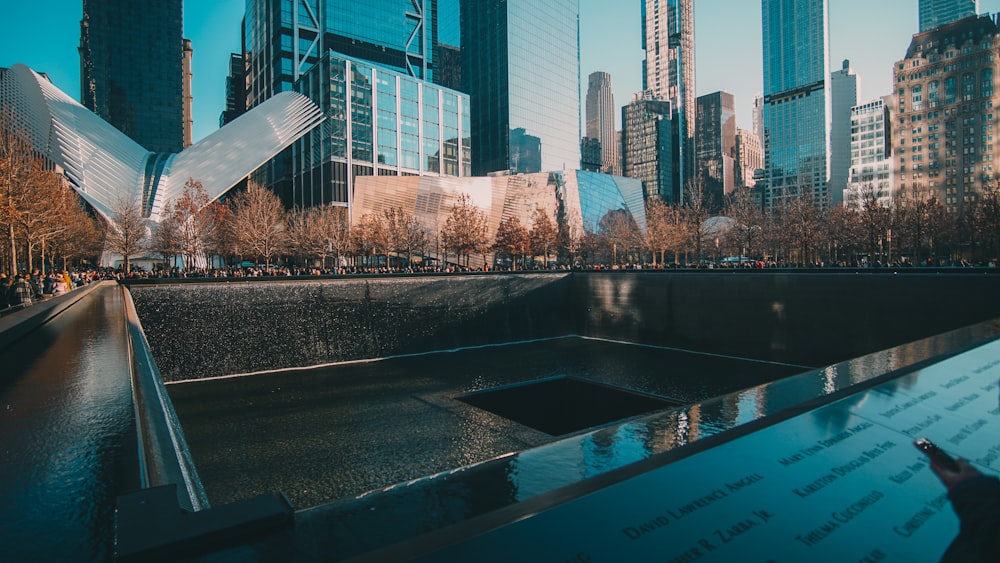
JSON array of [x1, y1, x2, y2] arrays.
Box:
[[0, 269, 107, 313]]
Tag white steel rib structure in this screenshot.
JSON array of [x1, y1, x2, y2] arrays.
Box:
[[0, 64, 323, 223]]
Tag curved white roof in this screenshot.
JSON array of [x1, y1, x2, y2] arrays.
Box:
[[0, 64, 323, 223]]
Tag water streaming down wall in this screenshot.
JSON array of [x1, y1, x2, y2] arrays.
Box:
[[128, 271, 1000, 382]]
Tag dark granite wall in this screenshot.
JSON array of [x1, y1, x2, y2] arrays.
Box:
[[572, 271, 1000, 366], [129, 271, 1000, 381]]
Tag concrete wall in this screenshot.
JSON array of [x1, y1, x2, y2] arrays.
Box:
[[572, 271, 1000, 366]]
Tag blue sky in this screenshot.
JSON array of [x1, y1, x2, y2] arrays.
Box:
[[3, 1, 1000, 142]]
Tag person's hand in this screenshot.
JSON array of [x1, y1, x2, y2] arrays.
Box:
[[930, 457, 983, 491]]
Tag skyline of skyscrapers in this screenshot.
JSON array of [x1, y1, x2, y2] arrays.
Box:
[[919, 0, 979, 31], [761, 0, 832, 210], [79, 0, 187, 153]]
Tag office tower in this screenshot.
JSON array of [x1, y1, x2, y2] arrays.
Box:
[[735, 128, 764, 189], [292, 52, 469, 209], [761, 0, 831, 210], [892, 14, 1000, 215], [642, 0, 695, 202], [182, 39, 194, 147], [586, 72, 621, 175], [622, 93, 674, 201], [919, 0, 978, 32], [220, 54, 247, 127], [752, 93, 765, 147], [244, 0, 447, 109], [243, 0, 458, 206], [695, 91, 736, 208], [829, 60, 858, 205], [461, 0, 581, 176], [845, 96, 893, 210], [581, 138, 603, 172], [79, 0, 185, 153]]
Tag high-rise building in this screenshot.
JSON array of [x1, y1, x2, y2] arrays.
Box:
[[622, 93, 674, 201], [461, 0, 581, 176], [892, 14, 1000, 215], [182, 38, 194, 147], [642, 0, 695, 202], [242, 0, 460, 205], [919, 0, 978, 32], [581, 137, 603, 172], [735, 128, 763, 189], [586, 71, 621, 175], [292, 51, 469, 209], [761, 0, 831, 211], [220, 53, 247, 127], [752, 93, 765, 147], [845, 96, 893, 210], [79, 0, 185, 153], [829, 59, 858, 205], [696, 91, 736, 208]]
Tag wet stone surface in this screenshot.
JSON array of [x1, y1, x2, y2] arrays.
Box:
[[167, 337, 805, 509]]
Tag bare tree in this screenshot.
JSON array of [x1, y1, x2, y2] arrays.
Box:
[[529, 208, 558, 267], [104, 196, 149, 273], [855, 183, 892, 264], [441, 193, 489, 268], [1, 107, 36, 275], [150, 201, 181, 269], [493, 215, 531, 270], [227, 181, 289, 266], [599, 208, 641, 265], [724, 187, 765, 261], [682, 178, 712, 262]]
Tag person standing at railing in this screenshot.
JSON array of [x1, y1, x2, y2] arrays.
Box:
[[8, 272, 34, 307]]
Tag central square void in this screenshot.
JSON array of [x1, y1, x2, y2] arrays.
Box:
[[456, 376, 683, 436]]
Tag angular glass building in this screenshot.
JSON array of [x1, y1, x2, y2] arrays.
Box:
[[292, 51, 470, 210], [79, 0, 185, 153], [761, 0, 831, 210], [461, 0, 581, 176], [351, 170, 646, 264]]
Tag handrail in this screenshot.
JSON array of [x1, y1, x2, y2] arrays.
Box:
[[122, 285, 209, 512]]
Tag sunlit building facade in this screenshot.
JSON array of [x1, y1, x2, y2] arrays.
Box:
[[761, 0, 831, 211], [461, 0, 581, 175], [696, 91, 736, 207], [845, 96, 894, 210], [293, 51, 470, 210], [735, 128, 763, 189], [79, 0, 185, 153], [586, 71, 621, 175], [352, 170, 646, 264], [892, 14, 1000, 215]]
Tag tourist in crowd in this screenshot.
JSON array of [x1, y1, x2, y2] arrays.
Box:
[[51, 274, 68, 297], [0, 273, 9, 309], [8, 272, 34, 307]]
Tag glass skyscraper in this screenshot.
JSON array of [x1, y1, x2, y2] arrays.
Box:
[[642, 0, 695, 203], [622, 94, 674, 202], [461, 0, 581, 176], [292, 51, 469, 209], [761, 0, 831, 210], [919, 0, 978, 32], [79, 0, 185, 154]]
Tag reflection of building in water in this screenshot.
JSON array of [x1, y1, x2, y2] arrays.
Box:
[[352, 170, 646, 263]]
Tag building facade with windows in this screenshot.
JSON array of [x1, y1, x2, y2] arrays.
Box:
[[642, 0, 695, 204], [761, 0, 831, 211], [696, 90, 736, 207], [622, 93, 674, 202], [292, 51, 470, 210], [586, 71, 621, 175], [920, 0, 979, 32], [461, 0, 581, 176], [735, 128, 763, 190], [829, 59, 858, 205], [892, 14, 1000, 215], [845, 96, 894, 210], [79, 0, 186, 153]]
